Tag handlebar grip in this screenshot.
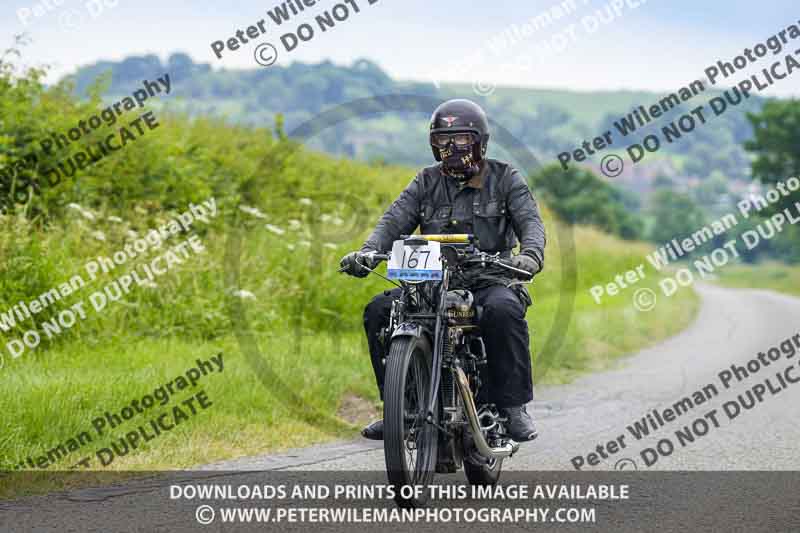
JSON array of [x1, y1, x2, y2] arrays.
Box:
[[338, 252, 388, 274], [364, 251, 389, 261]]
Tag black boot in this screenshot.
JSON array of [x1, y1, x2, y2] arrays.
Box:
[[500, 404, 538, 442], [361, 419, 384, 440]]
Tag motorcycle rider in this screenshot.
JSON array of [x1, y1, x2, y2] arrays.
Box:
[[340, 99, 546, 442]]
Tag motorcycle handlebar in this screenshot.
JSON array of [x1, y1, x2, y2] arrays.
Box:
[[340, 248, 532, 281], [460, 256, 533, 281]]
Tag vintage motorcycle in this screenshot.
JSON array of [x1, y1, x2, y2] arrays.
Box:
[[346, 234, 533, 508]]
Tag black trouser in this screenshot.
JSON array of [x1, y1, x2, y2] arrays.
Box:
[[363, 285, 533, 409]]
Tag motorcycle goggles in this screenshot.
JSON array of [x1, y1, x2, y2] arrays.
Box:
[[430, 131, 478, 149]]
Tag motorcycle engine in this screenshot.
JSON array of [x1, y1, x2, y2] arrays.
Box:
[[445, 289, 476, 325]]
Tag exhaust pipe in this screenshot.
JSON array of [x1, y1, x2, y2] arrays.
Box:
[[454, 367, 517, 459]]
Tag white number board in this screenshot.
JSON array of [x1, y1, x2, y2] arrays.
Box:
[[387, 240, 443, 281]]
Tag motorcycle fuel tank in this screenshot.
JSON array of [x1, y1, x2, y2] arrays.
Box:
[[445, 289, 476, 325]]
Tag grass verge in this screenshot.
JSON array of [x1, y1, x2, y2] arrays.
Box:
[[715, 262, 800, 297], [1, 219, 699, 482]]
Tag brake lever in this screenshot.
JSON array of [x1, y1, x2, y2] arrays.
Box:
[[493, 260, 534, 280], [464, 254, 533, 281], [351, 256, 404, 289]]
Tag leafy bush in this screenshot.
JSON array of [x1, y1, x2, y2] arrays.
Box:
[[529, 164, 643, 240]]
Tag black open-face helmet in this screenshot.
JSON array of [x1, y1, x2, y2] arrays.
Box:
[[429, 99, 490, 179]]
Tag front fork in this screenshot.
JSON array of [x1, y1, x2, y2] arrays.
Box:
[[381, 273, 448, 429]]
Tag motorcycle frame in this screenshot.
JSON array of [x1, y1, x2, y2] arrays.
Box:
[[356, 240, 530, 460]]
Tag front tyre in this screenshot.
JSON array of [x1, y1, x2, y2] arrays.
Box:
[[383, 334, 437, 508]]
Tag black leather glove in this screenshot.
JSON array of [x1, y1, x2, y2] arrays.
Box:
[[510, 254, 540, 277], [339, 251, 376, 278]]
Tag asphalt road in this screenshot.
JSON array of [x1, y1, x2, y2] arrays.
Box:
[[209, 282, 800, 473], [5, 283, 800, 532]]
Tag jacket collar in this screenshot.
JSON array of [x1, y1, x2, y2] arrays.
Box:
[[444, 160, 488, 190]]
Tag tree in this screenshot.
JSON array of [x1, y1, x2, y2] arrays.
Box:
[[530, 165, 643, 240], [746, 100, 800, 212], [743, 100, 800, 264], [648, 190, 707, 246]]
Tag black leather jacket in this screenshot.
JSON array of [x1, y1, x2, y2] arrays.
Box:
[[362, 159, 546, 272]]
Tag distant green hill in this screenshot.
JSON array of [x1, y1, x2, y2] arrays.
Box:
[[66, 54, 763, 191]]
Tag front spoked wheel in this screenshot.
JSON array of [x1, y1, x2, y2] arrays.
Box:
[[384, 334, 437, 508]]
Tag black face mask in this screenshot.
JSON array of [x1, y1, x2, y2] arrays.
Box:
[[439, 143, 480, 181]]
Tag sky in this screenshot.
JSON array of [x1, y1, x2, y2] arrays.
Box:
[[1, 0, 798, 96]]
